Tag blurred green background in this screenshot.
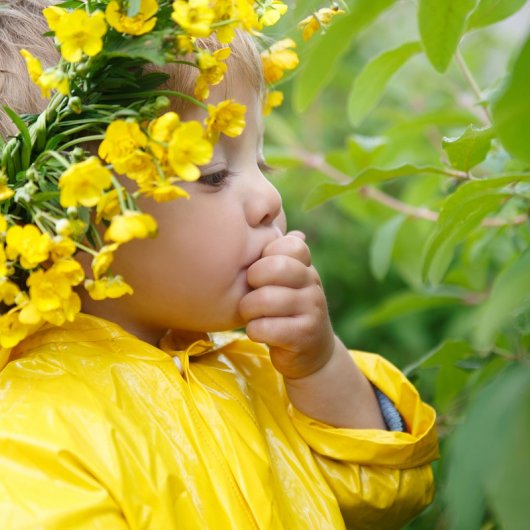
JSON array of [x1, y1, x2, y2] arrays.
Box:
[[263, 1, 530, 528]]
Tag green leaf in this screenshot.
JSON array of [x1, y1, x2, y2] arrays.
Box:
[[404, 339, 473, 375], [418, 0, 479, 72], [348, 41, 422, 126], [474, 247, 530, 348], [293, 0, 395, 112], [491, 32, 530, 164], [369, 214, 405, 280], [105, 30, 172, 66], [435, 363, 470, 413], [442, 126, 494, 171], [304, 164, 446, 209], [359, 291, 462, 328], [485, 394, 530, 530], [2, 106, 32, 168], [422, 173, 530, 284], [467, 0, 528, 30], [446, 364, 530, 530]]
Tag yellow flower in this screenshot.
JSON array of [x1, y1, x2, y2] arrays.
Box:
[[194, 47, 231, 100], [59, 157, 113, 208], [0, 311, 31, 349], [261, 38, 299, 84], [52, 10, 107, 63], [36, 70, 69, 98], [106, 0, 159, 36], [168, 121, 213, 181], [6, 224, 50, 270], [212, 0, 237, 43], [0, 282, 17, 309], [51, 259, 85, 287], [263, 90, 284, 116], [113, 151, 159, 183], [49, 236, 76, 262], [19, 49, 42, 84], [99, 120, 148, 166], [148, 112, 181, 160], [0, 245, 7, 278], [25, 268, 69, 313], [205, 100, 246, 142], [42, 6, 67, 31], [20, 50, 70, 98], [104, 211, 158, 243], [96, 190, 121, 223], [0, 213, 7, 233], [85, 276, 133, 301], [92, 244, 119, 280], [172, 0, 214, 38], [236, 0, 260, 31], [139, 179, 189, 202], [0, 279, 19, 306], [176, 34, 196, 53], [298, 7, 345, 41], [0, 184, 14, 201], [20, 260, 83, 326], [259, 1, 288, 27]]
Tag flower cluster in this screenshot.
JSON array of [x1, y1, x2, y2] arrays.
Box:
[[0, 0, 344, 357]]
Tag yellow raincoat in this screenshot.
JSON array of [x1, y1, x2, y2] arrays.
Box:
[[0, 314, 438, 529]]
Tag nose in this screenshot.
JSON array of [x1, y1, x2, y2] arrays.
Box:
[[246, 170, 283, 228]]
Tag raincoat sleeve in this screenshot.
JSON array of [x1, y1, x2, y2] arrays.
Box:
[[0, 382, 129, 529], [288, 351, 439, 530]]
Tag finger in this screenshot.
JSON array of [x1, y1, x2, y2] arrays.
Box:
[[247, 255, 314, 289], [239, 285, 305, 321], [245, 315, 304, 349], [286, 229, 306, 241], [262, 234, 311, 266]]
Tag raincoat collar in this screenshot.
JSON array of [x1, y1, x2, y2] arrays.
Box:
[[11, 313, 244, 365]]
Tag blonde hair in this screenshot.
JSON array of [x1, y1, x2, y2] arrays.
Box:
[[148, 31, 265, 115], [0, 0, 59, 139], [0, 3, 264, 140]]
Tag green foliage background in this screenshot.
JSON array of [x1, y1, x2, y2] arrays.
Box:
[[265, 1, 530, 528]]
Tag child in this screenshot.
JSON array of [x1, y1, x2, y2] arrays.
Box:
[[0, 2, 438, 529]]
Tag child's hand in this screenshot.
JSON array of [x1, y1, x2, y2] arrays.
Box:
[[239, 231, 336, 380]]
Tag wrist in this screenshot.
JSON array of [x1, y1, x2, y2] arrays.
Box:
[[282, 333, 339, 383]]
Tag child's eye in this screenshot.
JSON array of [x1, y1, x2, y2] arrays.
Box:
[[199, 169, 229, 187]]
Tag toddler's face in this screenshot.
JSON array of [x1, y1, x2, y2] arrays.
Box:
[[103, 80, 285, 339]]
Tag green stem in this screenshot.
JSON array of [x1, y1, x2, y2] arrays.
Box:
[[111, 175, 129, 213], [45, 150, 71, 169], [455, 50, 493, 125], [75, 240, 98, 256], [101, 90, 208, 110], [60, 135, 104, 151]]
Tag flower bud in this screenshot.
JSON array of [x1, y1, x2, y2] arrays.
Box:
[[55, 218, 72, 236], [154, 96, 170, 111], [68, 96, 83, 114], [23, 181, 38, 195], [25, 167, 39, 181], [66, 206, 78, 218], [72, 147, 86, 161]]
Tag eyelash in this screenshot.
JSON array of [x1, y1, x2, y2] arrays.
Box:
[[199, 162, 274, 187], [199, 169, 229, 187]]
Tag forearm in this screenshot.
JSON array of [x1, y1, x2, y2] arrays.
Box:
[[284, 336, 386, 429]]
